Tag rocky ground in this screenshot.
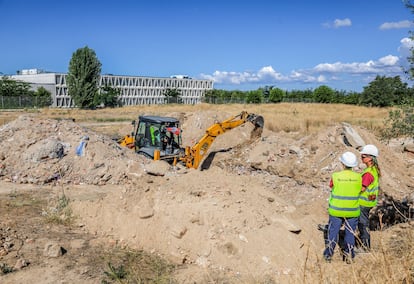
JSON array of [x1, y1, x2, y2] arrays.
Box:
[[0, 111, 413, 283]]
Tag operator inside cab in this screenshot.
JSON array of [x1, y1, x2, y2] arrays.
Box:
[[149, 125, 161, 146], [160, 124, 180, 152]]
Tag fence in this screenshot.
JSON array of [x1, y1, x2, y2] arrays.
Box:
[[0, 96, 51, 109], [0, 95, 316, 109]]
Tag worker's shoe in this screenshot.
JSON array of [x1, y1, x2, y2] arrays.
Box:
[[342, 254, 353, 264], [323, 255, 332, 263]]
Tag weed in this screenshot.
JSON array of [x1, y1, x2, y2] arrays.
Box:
[[43, 193, 74, 225], [0, 263, 13, 274], [103, 262, 127, 283], [99, 247, 177, 284]]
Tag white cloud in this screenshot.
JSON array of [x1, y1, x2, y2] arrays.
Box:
[[322, 18, 352, 29], [379, 20, 413, 30], [334, 18, 352, 28], [398, 37, 414, 68], [199, 37, 409, 90], [313, 56, 400, 74], [378, 55, 399, 66], [201, 66, 288, 85], [399, 37, 414, 58]]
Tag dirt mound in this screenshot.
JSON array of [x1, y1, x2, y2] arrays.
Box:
[[0, 115, 148, 185], [0, 111, 413, 282]]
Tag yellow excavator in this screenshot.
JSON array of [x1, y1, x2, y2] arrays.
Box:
[[118, 111, 264, 169]]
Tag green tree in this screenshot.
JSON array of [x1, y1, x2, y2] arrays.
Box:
[[261, 86, 273, 102], [0, 76, 32, 96], [285, 89, 313, 102], [97, 85, 122, 107], [203, 89, 218, 103], [229, 90, 246, 103], [67, 46, 102, 109], [405, 1, 414, 79], [246, 90, 263, 104], [340, 91, 360, 105], [360, 76, 409, 107], [164, 88, 182, 104], [33, 86, 52, 107], [313, 85, 334, 103], [268, 87, 285, 103]]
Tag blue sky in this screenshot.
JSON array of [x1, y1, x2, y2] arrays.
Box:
[[1, 0, 413, 92]]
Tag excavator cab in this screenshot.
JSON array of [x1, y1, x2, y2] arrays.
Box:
[[134, 115, 183, 159]]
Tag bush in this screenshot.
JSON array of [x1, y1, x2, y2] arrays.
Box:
[[381, 102, 414, 141]]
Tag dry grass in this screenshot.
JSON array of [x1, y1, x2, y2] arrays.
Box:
[[97, 246, 177, 284], [297, 227, 414, 284], [0, 103, 390, 137]]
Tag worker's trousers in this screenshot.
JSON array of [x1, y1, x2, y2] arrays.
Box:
[[323, 215, 358, 259], [358, 206, 372, 249]]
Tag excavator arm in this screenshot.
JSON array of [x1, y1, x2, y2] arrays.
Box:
[[180, 111, 264, 169]]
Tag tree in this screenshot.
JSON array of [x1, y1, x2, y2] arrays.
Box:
[[246, 90, 263, 104], [67, 46, 102, 109], [33, 86, 52, 107], [268, 87, 285, 103], [0, 76, 32, 96], [163, 88, 182, 104], [340, 91, 360, 105], [97, 85, 122, 108], [405, 1, 414, 79], [261, 86, 273, 102], [360, 76, 409, 107], [313, 85, 334, 103]]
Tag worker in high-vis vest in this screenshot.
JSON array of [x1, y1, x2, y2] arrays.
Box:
[[358, 144, 381, 251], [323, 151, 362, 264], [149, 125, 160, 146]]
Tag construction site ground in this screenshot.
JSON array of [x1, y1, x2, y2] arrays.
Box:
[[0, 105, 413, 283]]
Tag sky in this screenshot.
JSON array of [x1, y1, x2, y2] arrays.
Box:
[[1, 0, 414, 92]]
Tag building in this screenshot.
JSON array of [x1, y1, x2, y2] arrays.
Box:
[[11, 70, 214, 108]]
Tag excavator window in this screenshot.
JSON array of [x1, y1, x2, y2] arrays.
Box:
[[149, 125, 161, 146]]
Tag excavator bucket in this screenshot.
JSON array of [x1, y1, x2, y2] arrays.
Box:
[[250, 114, 264, 129], [247, 114, 264, 138]]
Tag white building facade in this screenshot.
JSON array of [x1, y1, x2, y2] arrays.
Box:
[[12, 72, 214, 108]]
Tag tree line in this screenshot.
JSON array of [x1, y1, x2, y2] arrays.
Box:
[[202, 75, 414, 107]]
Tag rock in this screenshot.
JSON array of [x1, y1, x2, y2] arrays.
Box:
[[144, 160, 171, 176], [138, 206, 154, 219], [171, 225, 187, 239], [404, 141, 414, 153], [341, 123, 365, 149], [26, 138, 65, 162], [14, 258, 29, 270], [43, 242, 66, 257]]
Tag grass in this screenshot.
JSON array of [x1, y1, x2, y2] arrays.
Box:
[[296, 227, 414, 284], [0, 103, 391, 138], [99, 247, 177, 284], [43, 193, 74, 226]]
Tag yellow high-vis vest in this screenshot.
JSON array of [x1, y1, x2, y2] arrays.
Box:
[[359, 166, 379, 207], [328, 170, 362, 218]]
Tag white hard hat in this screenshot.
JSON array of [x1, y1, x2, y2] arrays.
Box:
[[360, 144, 379, 157], [339, 151, 358, 167]]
